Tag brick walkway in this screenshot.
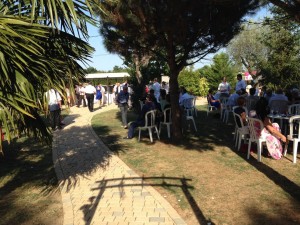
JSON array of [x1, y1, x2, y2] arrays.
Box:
[[52, 103, 187, 225]]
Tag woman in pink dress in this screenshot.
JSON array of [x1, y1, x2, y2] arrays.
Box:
[[255, 97, 287, 159]]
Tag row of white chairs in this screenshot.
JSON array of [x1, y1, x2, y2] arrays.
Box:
[[137, 96, 198, 142]]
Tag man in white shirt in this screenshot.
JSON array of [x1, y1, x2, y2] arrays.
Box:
[[235, 74, 246, 92], [218, 77, 230, 96], [85, 82, 97, 112], [77, 84, 87, 107], [46, 88, 62, 130]]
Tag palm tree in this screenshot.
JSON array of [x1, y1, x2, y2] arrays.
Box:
[[0, 0, 99, 154]]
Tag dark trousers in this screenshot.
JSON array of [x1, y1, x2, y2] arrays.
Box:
[[119, 104, 128, 126], [75, 94, 80, 105], [50, 109, 61, 129], [86, 93, 95, 112], [77, 95, 86, 107], [127, 120, 144, 138]]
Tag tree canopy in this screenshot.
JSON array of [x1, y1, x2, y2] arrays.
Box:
[[97, 0, 261, 139], [259, 7, 300, 89], [227, 23, 270, 78], [267, 0, 300, 23], [199, 53, 238, 92]]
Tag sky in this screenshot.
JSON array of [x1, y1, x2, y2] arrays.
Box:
[[83, 6, 270, 72]]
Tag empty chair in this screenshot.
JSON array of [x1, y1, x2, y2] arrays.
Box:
[[159, 108, 172, 138], [269, 100, 289, 114], [284, 115, 300, 163], [192, 96, 198, 117], [246, 97, 259, 112], [207, 103, 217, 116], [183, 98, 197, 132], [138, 110, 160, 142], [233, 112, 249, 151], [222, 101, 232, 123], [269, 99, 289, 129], [220, 97, 229, 121], [247, 117, 267, 162], [288, 104, 300, 115]]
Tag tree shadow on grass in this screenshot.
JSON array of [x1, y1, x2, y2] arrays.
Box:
[[0, 136, 61, 225], [94, 107, 300, 223], [234, 151, 300, 202]]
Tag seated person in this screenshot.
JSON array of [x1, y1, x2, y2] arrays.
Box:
[[227, 89, 247, 107], [163, 94, 171, 110], [207, 88, 220, 109], [255, 97, 287, 160], [234, 97, 247, 127], [159, 89, 168, 111], [179, 87, 193, 107], [149, 89, 161, 111], [268, 88, 288, 106], [125, 94, 156, 139], [246, 87, 259, 111], [264, 88, 274, 103]]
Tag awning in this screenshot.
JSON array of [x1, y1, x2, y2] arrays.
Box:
[[85, 72, 130, 79]]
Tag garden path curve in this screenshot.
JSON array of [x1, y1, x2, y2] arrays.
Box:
[[52, 103, 187, 225]]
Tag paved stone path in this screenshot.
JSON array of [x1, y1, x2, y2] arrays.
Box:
[[52, 103, 187, 225]]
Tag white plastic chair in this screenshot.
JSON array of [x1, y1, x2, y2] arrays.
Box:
[[233, 112, 249, 151], [138, 110, 160, 142], [284, 115, 300, 163], [247, 117, 267, 162], [245, 97, 259, 112], [159, 108, 172, 138], [232, 106, 245, 141], [192, 96, 198, 117], [269, 100, 289, 114], [220, 97, 228, 121], [288, 104, 300, 115], [222, 101, 234, 124], [269, 100, 289, 129], [183, 98, 197, 132], [206, 96, 217, 116], [207, 104, 217, 116]]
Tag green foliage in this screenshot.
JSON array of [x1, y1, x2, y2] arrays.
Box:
[[111, 66, 127, 72], [96, 0, 261, 139], [178, 66, 200, 96], [177, 66, 211, 97], [84, 67, 98, 74], [259, 7, 300, 89], [198, 53, 238, 92], [0, 0, 98, 152], [199, 77, 210, 97], [226, 22, 270, 76]]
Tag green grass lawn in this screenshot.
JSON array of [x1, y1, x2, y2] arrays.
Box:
[[92, 105, 300, 225]]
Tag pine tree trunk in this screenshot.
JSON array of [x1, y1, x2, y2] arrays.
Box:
[[169, 67, 183, 140]]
